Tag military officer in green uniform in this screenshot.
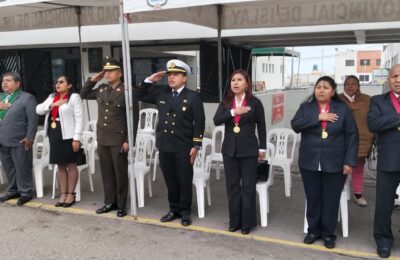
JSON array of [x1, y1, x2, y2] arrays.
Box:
[[80, 56, 138, 217], [136, 59, 205, 226]]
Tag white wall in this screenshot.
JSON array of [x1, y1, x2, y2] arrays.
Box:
[[335, 50, 356, 84], [252, 56, 284, 90], [382, 43, 400, 69]]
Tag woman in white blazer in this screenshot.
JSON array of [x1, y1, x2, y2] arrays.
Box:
[[36, 75, 83, 207]]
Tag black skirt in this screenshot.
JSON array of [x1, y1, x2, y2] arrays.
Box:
[[47, 117, 78, 164]]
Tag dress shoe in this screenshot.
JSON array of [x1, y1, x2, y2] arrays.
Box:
[[0, 193, 20, 202], [377, 247, 391, 258], [181, 215, 192, 226], [16, 197, 32, 206], [228, 226, 240, 232], [160, 211, 181, 222], [117, 209, 127, 218], [303, 233, 321, 244], [96, 204, 117, 214], [63, 193, 76, 208], [323, 237, 336, 249], [241, 228, 251, 235]]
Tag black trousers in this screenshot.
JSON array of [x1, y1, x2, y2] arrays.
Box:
[[300, 168, 346, 239], [97, 144, 128, 210], [374, 170, 400, 248], [0, 144, 33, 198], [223, 154, 258, 230], [159, 150, 193, 216]]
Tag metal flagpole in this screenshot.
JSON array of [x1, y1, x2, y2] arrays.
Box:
[[119, 0, 137, 217]]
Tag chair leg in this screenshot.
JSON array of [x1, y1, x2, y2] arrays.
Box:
[[147, 173, 152, 197], [136, 173, 145, 208], [88, 171, 94, 192], [0, 169, 3, 185], [74, 170, 82, 202], [340, 191, 349, 237], [216, 162, 221, 180], [34, 165, 44, 198], [206, 180, 211, 206], [90, 150, 96, 174], [304, 201, 308, 234], [195, 180, 205, 218], [129, 172, 136, 215], [152, 155, 158, 182], [256, 184, 268, 227], [52, 166, 58, 199], [283, 164, 291, 197]]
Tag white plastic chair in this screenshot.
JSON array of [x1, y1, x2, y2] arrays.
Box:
[[192, 138, 212, 218], [81, 131, 96, 174], [84, 120, 97, 132], [51, 133, 94, 202], [152, 150, 159, 181], [137, 108, 158, 135], [304, 176, 350, 237], [84, 120, 98, 169], [133, 133, 155, 208], [267, 128, 297, 197], [32, 130, 51, 198], [210, 126, 225, 180], [256, 144, 274, 227]]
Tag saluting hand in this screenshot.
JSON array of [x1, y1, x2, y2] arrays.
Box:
[[0, 102, 11, 110], [20, 138, 33, 151], [91, 70, 106, 82], [233, 106, 251, 115], [319, 112, 338, 122], [189, 147, 197, 164], [343, 165, 353, 175], [148, 71, 166, 82]]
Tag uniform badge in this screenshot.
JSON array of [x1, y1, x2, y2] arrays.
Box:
[[182, 106, 187, 111], [117, 88, 121, 92], [183, 99, 187, 103], [100, 88, 103, 93], [160, 100, 165, 104]]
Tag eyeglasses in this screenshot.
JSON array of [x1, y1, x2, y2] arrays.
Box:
[[55, 80, 65, 84]]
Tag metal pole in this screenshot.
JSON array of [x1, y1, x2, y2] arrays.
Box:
[[296, 53, 300, 87], [119, 0, 137, 217], [217, 4, 222, 101], [290, 47, 294, 87]]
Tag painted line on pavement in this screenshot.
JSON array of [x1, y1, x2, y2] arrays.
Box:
[[3, 199, 395, 259]]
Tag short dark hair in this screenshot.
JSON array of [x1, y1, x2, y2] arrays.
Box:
[[2, 71, 22, 83], [344, 75, 360, 87], [306, 76, 342, 103]]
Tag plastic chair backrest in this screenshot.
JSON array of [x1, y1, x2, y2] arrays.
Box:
[[81, 131, 95, 156], [137, 108, 158, 133], [85, 120, 97, 132], [194, 138, 212, 178], [134, 133, 155, 167], [211, 126, 225, 156], [267, 128, 297, 161], [33, 130, 50, 162]]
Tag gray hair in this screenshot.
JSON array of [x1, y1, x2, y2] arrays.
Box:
[[2, 71, 22, 83]]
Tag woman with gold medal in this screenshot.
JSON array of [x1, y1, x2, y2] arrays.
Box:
[[291, 76, 358, 249], [36, 75, 83, 208], [213, 69, 266, 235]]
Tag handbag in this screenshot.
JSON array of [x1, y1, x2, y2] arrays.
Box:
[[76, 147, 86, 166], [257, 160, 270, 182]]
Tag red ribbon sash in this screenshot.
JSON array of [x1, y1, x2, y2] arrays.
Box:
[[51, 93, 69, 120], [232, 97, 247, 125], [390, 91, 400, 114], [318, 102, 330, 130]]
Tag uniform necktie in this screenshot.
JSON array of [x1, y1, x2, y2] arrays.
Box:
[[172, 90, 178, 98]]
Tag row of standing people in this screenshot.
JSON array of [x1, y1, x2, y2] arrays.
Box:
[[0, 59, 399, 258]]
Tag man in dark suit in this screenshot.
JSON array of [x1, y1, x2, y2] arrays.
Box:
[[81, 57, 139, 218], [0, 71, 38, 206], [136, 59, 205, 226], [368, 64, 400, 258]]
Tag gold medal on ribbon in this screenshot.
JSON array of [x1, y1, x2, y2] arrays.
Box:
[[51, 120, 57, 129], [321, 129, 328, 139], [233, 125, 240, 133]]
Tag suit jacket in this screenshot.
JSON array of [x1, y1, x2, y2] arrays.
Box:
[[81, 79, 138, 147], [367, 92, 400, 172], [213, 96, 266, 158], [291, 99, 358, 173], [0, 91, 38, 147], [135, 81, 205, 153]]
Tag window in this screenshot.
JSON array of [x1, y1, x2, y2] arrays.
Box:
[[376, 59, 381, 66], [271, 64, 275, 73], [359, 75, 370, 82], [360, 59, 370, 66], [345, 60, 354, 66], [269, 64, 272, 73]]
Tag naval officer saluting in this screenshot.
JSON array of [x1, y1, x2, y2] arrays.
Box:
[[136, 59, 205, 226]]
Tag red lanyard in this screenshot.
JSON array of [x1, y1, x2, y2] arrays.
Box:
[[232, 97, 247, 125], [51, 93, 69, 120], [390, 91, 400, 114], [318, 102, 330, 130]]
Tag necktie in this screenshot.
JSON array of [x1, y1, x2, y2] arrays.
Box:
[[172, 91, 178, 98]]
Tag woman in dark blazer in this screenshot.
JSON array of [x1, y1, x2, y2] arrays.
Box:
[[213, 69, 266, 235], [291, 76, 358, 249]]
